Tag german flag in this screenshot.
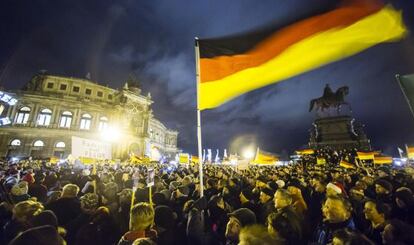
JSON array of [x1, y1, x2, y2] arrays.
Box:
[[373, 155, 393, 164], [406, 145, 414, 159], [296, 149, 315, 155], [340, 160, 356, 169], [253, 148, 279, 165], [197, 0, 406, 110], [191, 155, 199, 164], [357, 151, 375, 160]]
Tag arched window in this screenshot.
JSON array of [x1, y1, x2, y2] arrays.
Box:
[[33, 140, 44, 147], [98, 116, 108, 131], [55, 142, 65, 148], [37, 108, 52, 126], [15, 107, 31, 124], [80, 113, 92, 130], [59, 111, 72, 128], [10, 139, 21, 146]]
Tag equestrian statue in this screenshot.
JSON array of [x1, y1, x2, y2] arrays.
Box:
[[309, 84, 352, 114]]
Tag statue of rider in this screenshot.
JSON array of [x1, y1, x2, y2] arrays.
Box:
[[323, 83, 333, 99]]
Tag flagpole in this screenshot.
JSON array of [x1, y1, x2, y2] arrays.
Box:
[[195, 37, 204, 197], [396, 74, 414, 119], [406, 144, 410, 160]]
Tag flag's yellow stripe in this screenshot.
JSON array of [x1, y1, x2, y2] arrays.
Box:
[[198, 6, 406, 110]]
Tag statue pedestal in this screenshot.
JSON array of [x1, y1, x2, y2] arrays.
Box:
[[309, 116, 371, 150]]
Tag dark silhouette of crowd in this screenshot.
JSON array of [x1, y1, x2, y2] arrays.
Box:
[[1, 154, 414, 245]]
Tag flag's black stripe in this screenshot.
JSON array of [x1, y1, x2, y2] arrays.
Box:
[[198, 1, 338, 58]]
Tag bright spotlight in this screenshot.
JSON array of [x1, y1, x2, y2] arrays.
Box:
[[242, 148, 255, 159], [100, 126, 121, 142]]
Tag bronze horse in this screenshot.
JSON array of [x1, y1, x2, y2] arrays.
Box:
[[309, 86, 351, 114]]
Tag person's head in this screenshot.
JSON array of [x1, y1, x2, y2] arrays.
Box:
[[322, 197, 352, 223], [132, 238, 156, 245], [382, 219, 414, 245], [259, 188, 273, 204], [154, 205, 176, 230], [333, 228, 375, 245], [91, 206, 111, 224], [240, 189, 253, 203], [267, 212, 301, 240], [8, 225, 66, 245], [31, 210, 58, 229], [349, 188, 365, 201], [11, 181, 29, 197], [274, 189, 292, 209], [103, 182, 118, 200], [362, 176, 374, 185], [239, 225, 281, 245], [287, 186, 303, 200], [13, 200, 44, 225], [118, 189, 133, 206], [129, 202, 154, 231], [181, 176, 192, 186], [256, 176, 267, 188], [326, 183, 342, 197], [61, 184, 79, 198], [364, 200, 389, 225], [225, 208, 256, 241], [375, 179, 392, 195], [395, 188, 414, 208], [80, 193, 99, 213]]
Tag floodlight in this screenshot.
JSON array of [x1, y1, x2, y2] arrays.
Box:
[[100, 126, 121, 141], [242, 148, 255, 159]]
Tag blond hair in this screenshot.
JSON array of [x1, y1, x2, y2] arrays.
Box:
[[130, 202, 154, 231], [239, 224, 282, 245], [62, 184, 79, 198], [13, 200, 44, 224]]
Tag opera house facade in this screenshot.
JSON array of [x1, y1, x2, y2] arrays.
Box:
[[0, 73, 179, 161]]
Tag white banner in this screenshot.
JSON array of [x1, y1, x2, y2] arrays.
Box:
[[71, 136, 112, 159]]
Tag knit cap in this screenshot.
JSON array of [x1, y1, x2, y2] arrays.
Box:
[[11, 181, 29, 196]]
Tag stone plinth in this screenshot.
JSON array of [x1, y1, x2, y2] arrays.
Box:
[[309, 116, 371, 150]]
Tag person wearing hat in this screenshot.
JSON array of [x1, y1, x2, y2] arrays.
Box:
[[225, 208, 256, 245], [394, 188, 414, 225], [10, 181, 31, 204], [258, 187, 275, 224], [375, 179, 393, 205]]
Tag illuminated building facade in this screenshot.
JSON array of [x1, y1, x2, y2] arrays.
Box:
[[0, 73, 179, 160]]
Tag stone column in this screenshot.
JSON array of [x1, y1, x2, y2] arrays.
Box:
[[142, 112, 149, 136], [93, 112, 99, 131], [51, 105, 59, 128], [30, 103, 40, 127], [74, 109, 81, 129]]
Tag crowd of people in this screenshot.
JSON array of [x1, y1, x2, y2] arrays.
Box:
[[1, 153, 414, 245]]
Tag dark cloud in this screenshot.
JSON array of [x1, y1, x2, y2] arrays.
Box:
[[1, 0, 414, 156]]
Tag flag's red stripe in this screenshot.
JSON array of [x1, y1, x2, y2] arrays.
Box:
[[200, 0, 382, 83]]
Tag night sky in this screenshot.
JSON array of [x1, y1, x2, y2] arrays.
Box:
[[1, 0, 414, 157]]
